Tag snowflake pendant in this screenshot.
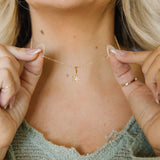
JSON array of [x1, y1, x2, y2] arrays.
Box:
[[72, 66, 80, 82]]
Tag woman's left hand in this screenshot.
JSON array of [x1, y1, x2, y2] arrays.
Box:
[[107, 45, 160, 154]]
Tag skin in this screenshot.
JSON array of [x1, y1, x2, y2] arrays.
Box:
[[25, 0, 133, 155], [0, 0, 160, 158]]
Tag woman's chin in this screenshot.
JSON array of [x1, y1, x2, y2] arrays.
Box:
[[26, 0, 94, 10]]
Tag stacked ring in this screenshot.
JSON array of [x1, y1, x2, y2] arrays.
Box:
[[121, 77, 138, 87]]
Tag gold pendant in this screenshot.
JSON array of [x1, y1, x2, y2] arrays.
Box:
[[72, 66, 80, 82]]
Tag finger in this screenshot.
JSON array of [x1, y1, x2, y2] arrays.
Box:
[[142, 45, 160, 74], [0, 43, 44, 96], [6, 52, 44, 124], [9, 95, 16, 109], [107, 45, 140, 98], [109, 46, 152, 65], [144, 55, 160, 99], [0, 68, 17, 108], [20, 51, 44, 95], [155, 71, 160, 103], [0, 44, 42, 61], [0, 44, 42, 78], [0, 49, 21, 73], [0, 56, 21, 81], [107, 45, 160, 140]]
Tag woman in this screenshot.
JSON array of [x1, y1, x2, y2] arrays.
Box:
[[1, 0, 160, 159]]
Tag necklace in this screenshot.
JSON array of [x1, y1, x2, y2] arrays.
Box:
[[30, 36, 120, 82]]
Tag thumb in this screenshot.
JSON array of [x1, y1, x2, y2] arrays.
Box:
[[20, 45, 44, 95]]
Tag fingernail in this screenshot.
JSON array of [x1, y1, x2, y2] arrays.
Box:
[[9, 104, 12, 109], [106, 45, 127, 57], [155, 91, 160, 104], [113, 49, 128, 55], [156, 98, 160, 104], [26, 48, 42, 54], [10, 95, 16, 107], [156, 91, 160, 97], [4, 105, 8, 110], [35, 43, 45, 56], [106, 45, 115, 57]]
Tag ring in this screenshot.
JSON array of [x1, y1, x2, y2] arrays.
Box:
[[121, 77, 138, 87], [3, 85, 12, 90]]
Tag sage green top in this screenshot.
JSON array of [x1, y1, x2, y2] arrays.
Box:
[[4, 116, 160, 160]]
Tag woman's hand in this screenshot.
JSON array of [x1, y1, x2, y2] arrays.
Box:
[[107, 45, 160, 154], [0, 44, 44, 150]]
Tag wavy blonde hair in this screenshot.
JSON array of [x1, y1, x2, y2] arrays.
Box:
[[121, 0, 160, 50], [0, 0, 160, 50], [0, 0, 19, 45]]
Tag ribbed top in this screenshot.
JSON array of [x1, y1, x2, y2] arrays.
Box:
[[5, 116, 157, 160]]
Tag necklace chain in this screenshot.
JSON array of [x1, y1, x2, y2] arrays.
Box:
[[30, 36, 121, 82]]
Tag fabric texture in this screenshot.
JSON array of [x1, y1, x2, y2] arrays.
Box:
[[4, 116, 160, 160]]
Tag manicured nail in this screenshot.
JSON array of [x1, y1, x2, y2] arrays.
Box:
[[156, 98, 160, 104], [106, 45, 127, 57], [106, 45, 115, 57], [26, 48, 42, 54], [155, 91, 160, 104], [10, 96, 16, 107], [113, 49, 128, 55], [156, 91, 160, 97], [9, 104, 12, 109], [35, 43, 46, 56], [4, 105, 8, 110]]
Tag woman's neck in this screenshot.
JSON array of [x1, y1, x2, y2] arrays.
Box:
[[27, 1, 117, 85]]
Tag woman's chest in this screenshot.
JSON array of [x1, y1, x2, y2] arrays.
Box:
[[25, 83, 132, 155]]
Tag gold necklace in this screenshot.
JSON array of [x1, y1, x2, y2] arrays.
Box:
[[30, 36, 120, 82]]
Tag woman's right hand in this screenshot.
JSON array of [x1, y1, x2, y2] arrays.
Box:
[[0, 44, 44, 150]]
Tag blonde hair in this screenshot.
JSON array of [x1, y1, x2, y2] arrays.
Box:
[[0, 0, 19, 45], [122, 0, 160, 50], [0, 0, 160, 50]]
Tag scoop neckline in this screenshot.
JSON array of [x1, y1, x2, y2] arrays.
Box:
[[21, 115, 136, 158]]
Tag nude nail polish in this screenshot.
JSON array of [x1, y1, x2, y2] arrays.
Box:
[[156, 98, 160, 104], [9, 104, 12, 109], [4, 105, 8, 110], [26, 48, 42, 54], [113, 49, 128, 55], [155, 91, 160, 104], [106, 45, 127, 57], [9, 96, 16, 109], [106, 45, 116, 57]]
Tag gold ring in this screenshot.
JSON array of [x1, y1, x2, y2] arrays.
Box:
[[121, 77, 138, 87], [3, 85, 12, 89]]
